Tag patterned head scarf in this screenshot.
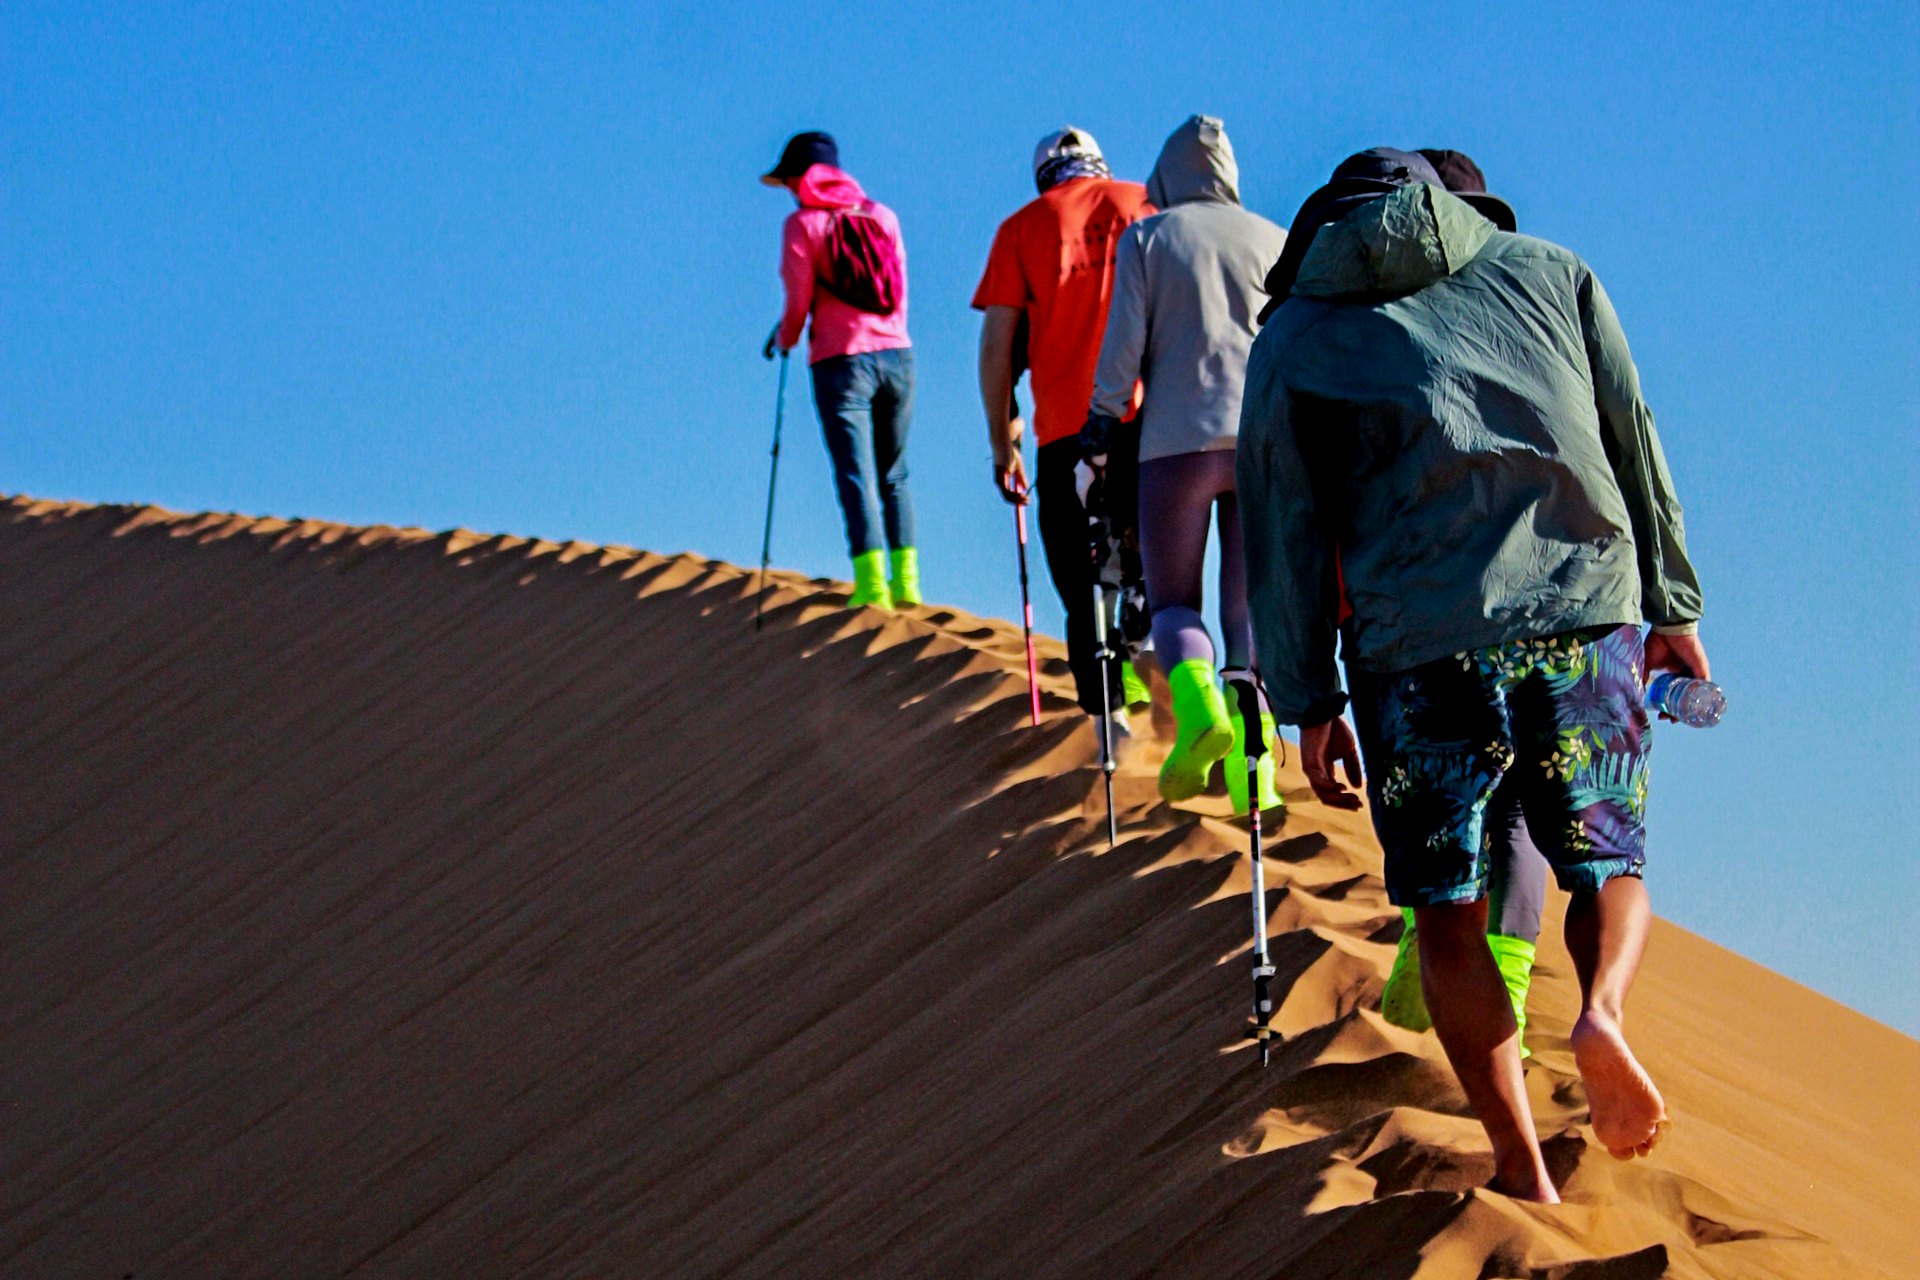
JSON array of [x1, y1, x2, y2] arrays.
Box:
[[1032, 127, 1112, 194]]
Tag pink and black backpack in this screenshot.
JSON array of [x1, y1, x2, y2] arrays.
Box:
[[820, 206, 903, 315]]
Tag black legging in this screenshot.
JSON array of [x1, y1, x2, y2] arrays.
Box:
[[1138, 449, 1253, 671], [1484, 783, 1549, 943], [1037, 435, 1125, 715]]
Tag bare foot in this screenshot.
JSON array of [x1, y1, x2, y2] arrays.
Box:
[[1604, 1117, 1671, 1162], [1572, 1009, 1667, 1157], [1489, 1166, 1562, 1204]]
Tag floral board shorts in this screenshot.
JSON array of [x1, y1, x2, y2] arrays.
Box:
[[1348, 624, 1651, 908]]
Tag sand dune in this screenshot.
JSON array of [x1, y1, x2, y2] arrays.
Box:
[[1, 495, 1914, 1279]]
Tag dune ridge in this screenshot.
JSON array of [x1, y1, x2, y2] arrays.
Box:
[[1, 495, 1914, 1279]]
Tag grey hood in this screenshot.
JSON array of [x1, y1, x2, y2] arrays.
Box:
[[1291, 182, 1496, 301], [1145, 115, 1240, 208]]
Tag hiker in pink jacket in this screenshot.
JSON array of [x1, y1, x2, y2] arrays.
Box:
[[762, 131, 918, 610]]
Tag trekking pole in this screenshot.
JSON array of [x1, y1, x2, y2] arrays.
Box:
[[753, 351, 789, 631], [1228, 671, 1278, 1065], [1015, 502, 1041, 726], [1089, 583, 1118, 850]]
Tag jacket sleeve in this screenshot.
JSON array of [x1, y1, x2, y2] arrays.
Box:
[[1236, 339, 1348, 725], [1089, 225, 1148, 421], [776, 212, 815, 353], [1578, 269, 1704, 628]]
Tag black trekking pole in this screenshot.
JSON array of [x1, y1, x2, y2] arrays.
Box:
[[1015, 502, 1041, 726], [754, 350, 789, 631], [1080, 444, 1119, 849], [1228, 671, 1278, 1064], [1089, 580, 1118, 850]]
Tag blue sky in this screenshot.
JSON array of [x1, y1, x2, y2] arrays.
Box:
[[5, 2, 1916, 1032]]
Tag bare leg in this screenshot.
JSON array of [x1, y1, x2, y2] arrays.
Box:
[[1416, 898, 1558, 1202], [1563, 874, 1666, 1157]]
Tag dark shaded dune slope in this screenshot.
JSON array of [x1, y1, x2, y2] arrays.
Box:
[[1, 497, 1914, 1280]]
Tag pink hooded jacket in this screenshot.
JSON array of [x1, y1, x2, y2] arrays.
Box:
[[776, 164, 911, 363]]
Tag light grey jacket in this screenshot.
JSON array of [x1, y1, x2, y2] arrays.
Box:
[[1088, 116, 1288, 462]]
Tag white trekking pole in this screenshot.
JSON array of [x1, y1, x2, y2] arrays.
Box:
[[1228, 670, 1277, 1063]]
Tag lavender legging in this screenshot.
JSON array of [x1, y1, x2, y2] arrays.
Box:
[[1138, 449, 1253, 672]]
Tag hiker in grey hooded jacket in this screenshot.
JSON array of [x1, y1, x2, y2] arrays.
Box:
[[1084, 115, 1289, 815]]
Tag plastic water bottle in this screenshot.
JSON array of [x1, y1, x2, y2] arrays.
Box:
[[1645, 674, 1727, 728]]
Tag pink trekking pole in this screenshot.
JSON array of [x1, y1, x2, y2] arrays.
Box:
[[1015, 502, 1041, 726]]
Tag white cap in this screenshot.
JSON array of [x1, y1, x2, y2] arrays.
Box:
[[1032, 126, 1105, 181]]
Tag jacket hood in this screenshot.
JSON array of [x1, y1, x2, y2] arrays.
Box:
[[791, 163, 867, 211], [1291, 184, 1496, 301], [1146, 115, 1239, 208]]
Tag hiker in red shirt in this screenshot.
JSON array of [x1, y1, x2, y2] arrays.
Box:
[[973, 128, 1153, 732], [763, 131, 919, 611]]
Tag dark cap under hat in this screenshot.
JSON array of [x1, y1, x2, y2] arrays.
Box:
[[1416, 149, 1517, 232], [762, 131, 838, 186], [1416, 148, 1487, 194]]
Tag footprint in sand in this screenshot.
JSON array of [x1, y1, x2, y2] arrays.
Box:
[[1571, 1010, 1668, 1158]]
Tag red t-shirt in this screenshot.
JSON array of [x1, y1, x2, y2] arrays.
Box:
[[971, 177, 1153, 445]]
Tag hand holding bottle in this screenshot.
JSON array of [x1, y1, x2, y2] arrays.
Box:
[[1645, 629, 1723, 727], [1646, 629, 1709, 683]]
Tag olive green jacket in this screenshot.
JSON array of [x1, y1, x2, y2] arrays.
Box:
[[1237, 184, 1702, 723]]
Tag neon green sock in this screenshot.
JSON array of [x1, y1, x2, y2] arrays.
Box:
[[1381, 908, 1432, 1032], [1158, 660, 1231, 802], [1225, 705, 1285, 817], [1379, 920, 1534, 1057], [848, 549, 893, 610], [888, 546, 922, 606], [1120, 660, 1150, 708], [1487, 933, 1537, 1059]]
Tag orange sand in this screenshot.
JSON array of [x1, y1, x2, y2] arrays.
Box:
[[1, 496, 1914, 1279]]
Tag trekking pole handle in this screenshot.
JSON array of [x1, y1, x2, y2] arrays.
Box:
[[1229, 673, 1265, 761]]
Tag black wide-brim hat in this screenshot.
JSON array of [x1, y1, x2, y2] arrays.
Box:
[[1455, 191, 1517, 232]]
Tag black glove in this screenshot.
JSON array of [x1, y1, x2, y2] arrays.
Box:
[[1080, 412, 1123, 462], [1076, 412, 1123, 511], [762, 325, 781, 361]]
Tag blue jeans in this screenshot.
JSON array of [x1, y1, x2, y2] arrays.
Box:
[[810, 348, 915, 557]]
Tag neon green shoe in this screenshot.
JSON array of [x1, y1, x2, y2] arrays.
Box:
[[889, 546, 922, 607], [1380, 908, 1433, 1032], [1120, 660, 1150, 710], [1225, 704, 1285, 817], [1158, 660, 1232, 802], [848, 549, 893, 610], [1488, 933, 1537, 1059]]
